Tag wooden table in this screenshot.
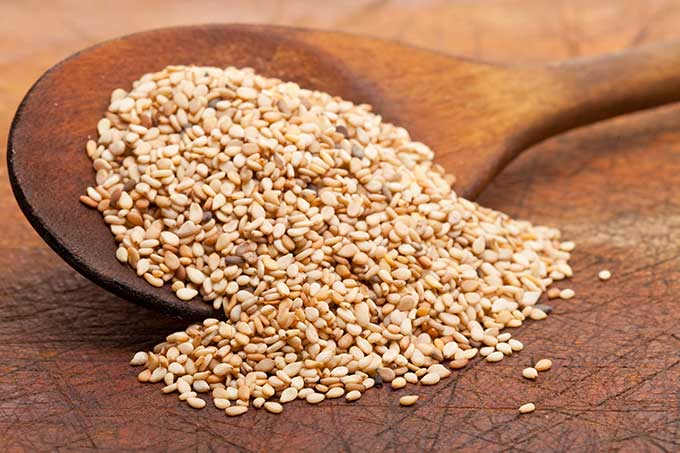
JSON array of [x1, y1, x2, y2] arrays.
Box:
[[2, 1, 679, 451]]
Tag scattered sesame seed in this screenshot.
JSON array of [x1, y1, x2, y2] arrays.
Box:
[[535, 359, 553, 372], [560, 289, 575, 300], [519, 403, 536, 414], [225, 406, 248, 417], [391, 377, 407, 390], [399, 395, 419, 406], [598, 270, 611, 281], [522, 367, 538, 380], [187, 397, 206, 409]]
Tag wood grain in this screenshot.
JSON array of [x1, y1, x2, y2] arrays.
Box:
[[1, 1, 680, 451]]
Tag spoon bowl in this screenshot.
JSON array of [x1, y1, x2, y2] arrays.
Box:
[[9, 24, 680, 319]]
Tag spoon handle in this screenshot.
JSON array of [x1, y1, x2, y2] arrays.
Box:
[[526, 40, 680, 145]]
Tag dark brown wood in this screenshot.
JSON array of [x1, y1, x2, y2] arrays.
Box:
[[8, 24, 680, 320], [2, 3, 680, 451]]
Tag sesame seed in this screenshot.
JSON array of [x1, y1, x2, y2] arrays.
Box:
[[560, 289, 575, 300], [420, 373, 440, 385], [92, 65, 576, 415], [399, 395, 419, 406], [264, 402, 283, 414], [598, 270, 611, 281], [345, 390, 362, 402], [225, 406, 248, 417], [130, 351, 147, 366], [486, 351, 505, 362], [187, 397, 206, 409], [519, 403, 536, 414], [535, 359, 553, 372], [522, 367, 538, 380], [391, 377, 407, 390]]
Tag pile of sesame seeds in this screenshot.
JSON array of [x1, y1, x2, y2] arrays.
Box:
[[81, 65, 577, 416]]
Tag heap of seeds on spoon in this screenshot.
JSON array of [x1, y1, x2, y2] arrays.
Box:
[[80, 65, 575, 415]]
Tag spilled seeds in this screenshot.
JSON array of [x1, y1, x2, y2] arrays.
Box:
[[81, 65, 577, 416]]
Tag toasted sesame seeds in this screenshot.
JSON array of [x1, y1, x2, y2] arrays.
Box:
[[598, 270, 611, 281], [519, 403, 536, 414], [399, 395, 419, 407], [98, 65, 574, 416], [535, 359, 553, 372]]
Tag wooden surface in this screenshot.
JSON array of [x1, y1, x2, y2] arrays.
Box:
[[2, 1, 680, 451]]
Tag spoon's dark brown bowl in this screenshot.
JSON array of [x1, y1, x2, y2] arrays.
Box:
[[8, 24, 680, 320]]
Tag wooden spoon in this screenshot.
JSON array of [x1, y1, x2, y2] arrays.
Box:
[[8, 25, 680, 320]]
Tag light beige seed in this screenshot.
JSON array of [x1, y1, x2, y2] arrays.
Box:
[[187, 397, 206, 409], [404, 372, 419, 384], [529, 309, 548, 321], [399, 395, 419, 406], [598, 270, 611, 281], [428, 364, 451, 379], [178, 391, 196, 401], [535, 359, 553, 372], [264, 402, 283, 414], [326, 387, 345, 399], [449, 359, 468, 370], [560, 289, 575, 300], [547, 288, 561, 299], [130, 351, 147, 366], [306, 392, 325, 404], [391, 377, 407, 390], [486, 351, 504, 362], [177, 379, 191, 394], [508, 339, 524, 351], [522, 367, 538, 380], [496, 342, 512, 355], [279, 387, 298, 403], [519, 403, 536, 414], [226, 406, 249, 417], [345, 390, 362, 402], [214, 398, 231, 409], [420, 373, 440, 385], [176, 287, 198, 301]]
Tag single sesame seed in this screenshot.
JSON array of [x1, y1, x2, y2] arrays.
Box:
[[391, 377, 407, 390], [522, 367, 538, 380], [560, 289, 575, 300], [519, 403, 536, 414], [225, 406, 248, 417], [399, 395, 419, 407], [486, 351, 504, 362], [130, 351, 147, 366], [345, 390, 362, 402], [264, 402, 283, 414], [420, 372, 440, 385], [187, 397, 206, 409], [535, 359, 553, 372], [598, 270, 611, 281]]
